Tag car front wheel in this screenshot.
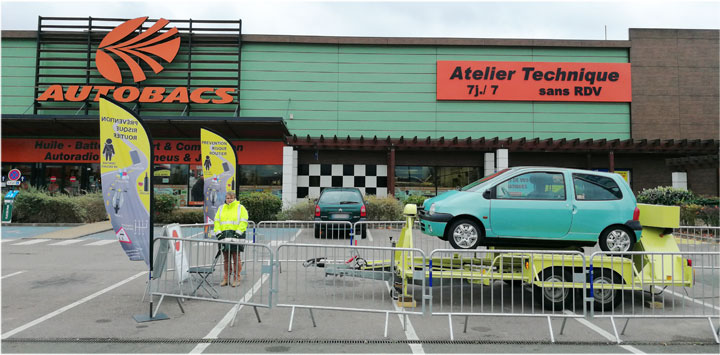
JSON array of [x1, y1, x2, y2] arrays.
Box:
[[447, 219, 482, 249], [599, 227, 635, 252]]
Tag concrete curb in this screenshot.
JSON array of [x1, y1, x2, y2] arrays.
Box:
[[29, 221, 113, 239]]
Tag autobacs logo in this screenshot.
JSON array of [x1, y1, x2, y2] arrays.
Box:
[[37, 17, 236, 105], [95, 16, 180, 83]]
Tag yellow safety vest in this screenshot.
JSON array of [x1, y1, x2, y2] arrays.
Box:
[[213, 201, 249, 237]]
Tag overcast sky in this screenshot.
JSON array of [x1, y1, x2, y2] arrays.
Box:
[[1, 0, 718, 40]]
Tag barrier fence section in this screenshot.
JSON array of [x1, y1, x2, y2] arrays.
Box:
[[353, 220, 450, 252], [275, 243, 427, 337], [674, 226, 720, 253], [255, 221, 352, 249], [588, 251, 720, 343], [428, 249, 587, 342], [149, 227, 273, 327]]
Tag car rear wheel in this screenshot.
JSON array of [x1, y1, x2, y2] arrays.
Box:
[[447, 219, 482, 249], [314, 225, 321, 238], [599, 226, 635, 252]]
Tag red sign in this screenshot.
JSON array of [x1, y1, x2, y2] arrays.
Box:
[[1, 138, 284, 165], [70, 176, 77, 182], [8, 169, 21, 181], [50, 176, 57, 182], [437, 61, 632, 102]]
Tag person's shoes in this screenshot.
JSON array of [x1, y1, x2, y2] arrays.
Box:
[[220, 279, 228, 287], [232, 277, 241, 287]]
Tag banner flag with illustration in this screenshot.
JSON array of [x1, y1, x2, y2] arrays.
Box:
[[201, 128, 236, 235], [99, 96, 153, 266]]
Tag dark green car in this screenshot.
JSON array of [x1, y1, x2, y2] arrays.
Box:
[[314, 187, 367, 239]]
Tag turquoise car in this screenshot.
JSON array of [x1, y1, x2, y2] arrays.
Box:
[[418, 167, 642, 251]]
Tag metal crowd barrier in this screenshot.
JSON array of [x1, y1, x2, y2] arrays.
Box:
[[674, 226, 720, 253], [255, 221, 353, 248], [274, 243, 427, 337], [428, 249, 587, 342], [352, 220, 450, 253], [588, 250, 720, 343], [148, 221, 719, 343], [149, 227, 273, 327]]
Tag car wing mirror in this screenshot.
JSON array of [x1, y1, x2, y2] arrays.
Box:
[[482, 189, 492, 199]]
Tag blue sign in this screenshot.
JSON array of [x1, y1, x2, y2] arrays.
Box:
[[5, 191, 19, 199]]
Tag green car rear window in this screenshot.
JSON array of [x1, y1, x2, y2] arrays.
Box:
[[319, 190, 363, 204]]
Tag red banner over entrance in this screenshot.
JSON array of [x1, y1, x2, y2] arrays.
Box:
[[2, 138, 284, 165], [437, 61, 632, 102]]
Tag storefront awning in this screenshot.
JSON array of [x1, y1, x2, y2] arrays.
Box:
[[2, 114, 289, 140], [286, 135, 719, 154]]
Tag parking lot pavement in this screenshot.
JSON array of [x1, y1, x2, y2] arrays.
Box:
[[2, 226, 719, 354], [1, 226, 76, 239]]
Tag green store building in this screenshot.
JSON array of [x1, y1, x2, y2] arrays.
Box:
[[1, 17, 718, 207]]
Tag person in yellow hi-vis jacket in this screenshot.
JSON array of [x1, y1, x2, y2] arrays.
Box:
[[214, 191, 249, 287]]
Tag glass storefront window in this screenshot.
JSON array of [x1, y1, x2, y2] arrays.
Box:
[[395, 166, 435, 198], [153, 164, 189, 207], [394, 166, 483, 198], [188, 165, 204, 206], [238, 165, 282, 198], [436, 167, 482, 194]]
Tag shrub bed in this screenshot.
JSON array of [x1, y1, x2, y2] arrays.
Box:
[[276, 199, 315, 221], [365, 195, 403, 221], [237, 192, 282, 222], [13, 188, 106, 223]]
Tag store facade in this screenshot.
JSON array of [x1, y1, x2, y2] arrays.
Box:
[[1, 18, 718, 207]]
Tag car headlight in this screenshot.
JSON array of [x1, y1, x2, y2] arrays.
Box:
[[429, 203, 436, 215]]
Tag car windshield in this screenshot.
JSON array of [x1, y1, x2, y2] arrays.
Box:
[[319, 191, 363, 204], [461, 169, 511, 192]]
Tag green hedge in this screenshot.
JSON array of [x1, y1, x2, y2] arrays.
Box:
[[401, 194, 428, 207], [637, 187, 718, 226], [13, 188, 107, 223], [637, 186, 696, 206], [155, 208, 204, 224], [237, 192, 282, 222], [276, 199, 315, 221], [365, 195, 404, 221]]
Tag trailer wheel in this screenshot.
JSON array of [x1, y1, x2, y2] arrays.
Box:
[[589, 268, 623, 311], [534, 267, 571, 311], [599, 226, 635, 252], [447, 219, 483, 249]]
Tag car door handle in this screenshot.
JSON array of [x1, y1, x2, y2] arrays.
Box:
[[571, 204, 578, 214]]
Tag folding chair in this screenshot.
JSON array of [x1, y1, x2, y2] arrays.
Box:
[[188, 250, 221, 298]]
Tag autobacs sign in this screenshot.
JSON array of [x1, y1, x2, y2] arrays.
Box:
[[36, 17, 236, 104]]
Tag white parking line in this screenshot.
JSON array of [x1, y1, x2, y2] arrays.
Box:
[[385, 282, 424, 354], [190, 273, 270, 354], [48, 239, 85, 246], [83, 240, 117, 246], [367, 229, 374, 242], [11, 239, 51, 246], [1, 271, 26, 279], [663, 289, 720, 311], [1, 271, 147, 339], [563, 310, 643, 354]]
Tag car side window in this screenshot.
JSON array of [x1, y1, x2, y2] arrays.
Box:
[[572, 173, 623, 200], [495, 172, 566, 200]]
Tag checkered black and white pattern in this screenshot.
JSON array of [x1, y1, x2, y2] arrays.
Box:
[[297, 164, 388, 199]]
